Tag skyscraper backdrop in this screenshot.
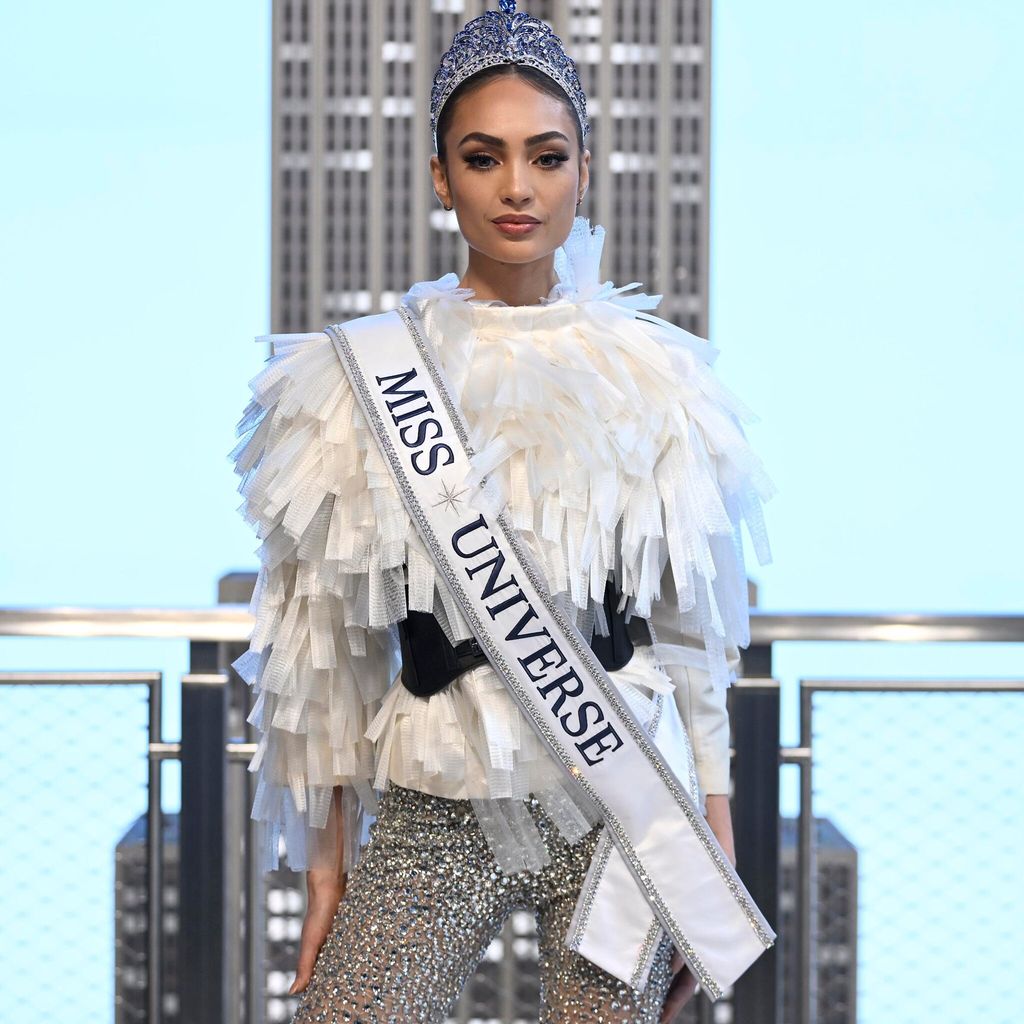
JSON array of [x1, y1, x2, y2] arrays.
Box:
[[270, 0, 712, 335]]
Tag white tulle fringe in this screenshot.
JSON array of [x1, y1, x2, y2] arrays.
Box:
[[403, 241, 777, 692], [228, 215, 775, 874]]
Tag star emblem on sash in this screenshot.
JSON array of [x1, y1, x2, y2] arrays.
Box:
[[433, 479, 469, 514]]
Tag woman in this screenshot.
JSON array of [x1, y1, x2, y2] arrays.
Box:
[[230, 4, 775, 1021]]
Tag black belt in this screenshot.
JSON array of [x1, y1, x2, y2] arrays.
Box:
[[398, 576, 652, 698]]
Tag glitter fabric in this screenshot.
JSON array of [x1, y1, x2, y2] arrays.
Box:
[[291, 782, 675, 1023]]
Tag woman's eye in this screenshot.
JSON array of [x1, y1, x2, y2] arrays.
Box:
[[464, 152, 569, 170], [538, 152, 570, 167]]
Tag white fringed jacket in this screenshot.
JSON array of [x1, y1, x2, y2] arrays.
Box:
[[229, 218, 776, 877]]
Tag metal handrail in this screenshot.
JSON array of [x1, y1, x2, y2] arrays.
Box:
[[2, 606, 1022, 642], [0, 606, 254, 641], [0, 671, 165, 1024], [750, 612, 1024, 643], [794, 676, 1024, 1024]]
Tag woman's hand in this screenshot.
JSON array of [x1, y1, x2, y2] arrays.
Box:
[[660, 949, 699, 1023], [660, 794, 736, 1022], [288, 870, 347, 996], [703, 793, 736, 867]]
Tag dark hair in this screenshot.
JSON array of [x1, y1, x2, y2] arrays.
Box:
[[435, 63, 585, 164]]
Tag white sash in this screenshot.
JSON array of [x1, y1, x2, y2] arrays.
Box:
[[324, 308, 775, 1000]]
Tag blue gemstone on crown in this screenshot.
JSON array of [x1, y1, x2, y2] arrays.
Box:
[[430, 2, 590, 153]]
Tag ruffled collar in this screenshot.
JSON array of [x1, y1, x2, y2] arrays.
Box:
[[400, 216, 664, 325]]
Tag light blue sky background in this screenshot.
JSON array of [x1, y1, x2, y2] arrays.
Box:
[[1, 2, 1021, 1020]]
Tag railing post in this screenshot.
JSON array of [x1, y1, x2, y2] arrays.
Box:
[[180, 650, 228, 1024], [147, 674, 165, 1024], [796, 682, 815, 1024], [732, 644, 780, 1024], [220, 571, 263, 1024]]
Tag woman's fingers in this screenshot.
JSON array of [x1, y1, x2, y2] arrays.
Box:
[[659, 957, 699, 1024], [288, 912, 330, 994], [288, 891, 343, 995]]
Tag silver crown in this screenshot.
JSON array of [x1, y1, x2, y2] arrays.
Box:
[[430, 0, 590, 153]]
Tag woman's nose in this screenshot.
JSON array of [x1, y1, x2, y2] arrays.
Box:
[[500, 162, 534, 204]]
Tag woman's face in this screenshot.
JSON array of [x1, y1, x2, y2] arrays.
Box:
[[430, 75, 590, 266]]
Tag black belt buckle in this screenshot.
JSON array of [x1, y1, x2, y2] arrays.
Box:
[[459, 635, 483, 658]]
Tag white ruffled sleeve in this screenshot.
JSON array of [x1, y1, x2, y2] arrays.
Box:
[[227, 330, 398, 875], [648, 591, 737, 808], [629, 308, 778, 808]]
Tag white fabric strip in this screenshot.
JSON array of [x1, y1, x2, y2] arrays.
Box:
[[566, 647, 703, 991], [325, 308, 775, 1000], [565, 644, 695, 990]]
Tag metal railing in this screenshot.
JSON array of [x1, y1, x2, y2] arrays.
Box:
[[2, 604, 1021, 1024], [0, 670, 166, 1023], [788, 677, 1023, 1024], [743, 615, 1024, 1024]]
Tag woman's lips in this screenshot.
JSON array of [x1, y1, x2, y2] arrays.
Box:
[[492, 219, 541, 236]]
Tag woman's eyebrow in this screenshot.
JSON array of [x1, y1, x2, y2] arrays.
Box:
[[457, 130, 570, 149]]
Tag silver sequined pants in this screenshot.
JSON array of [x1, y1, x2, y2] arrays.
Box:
[[292, 782, 675, 1023]]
